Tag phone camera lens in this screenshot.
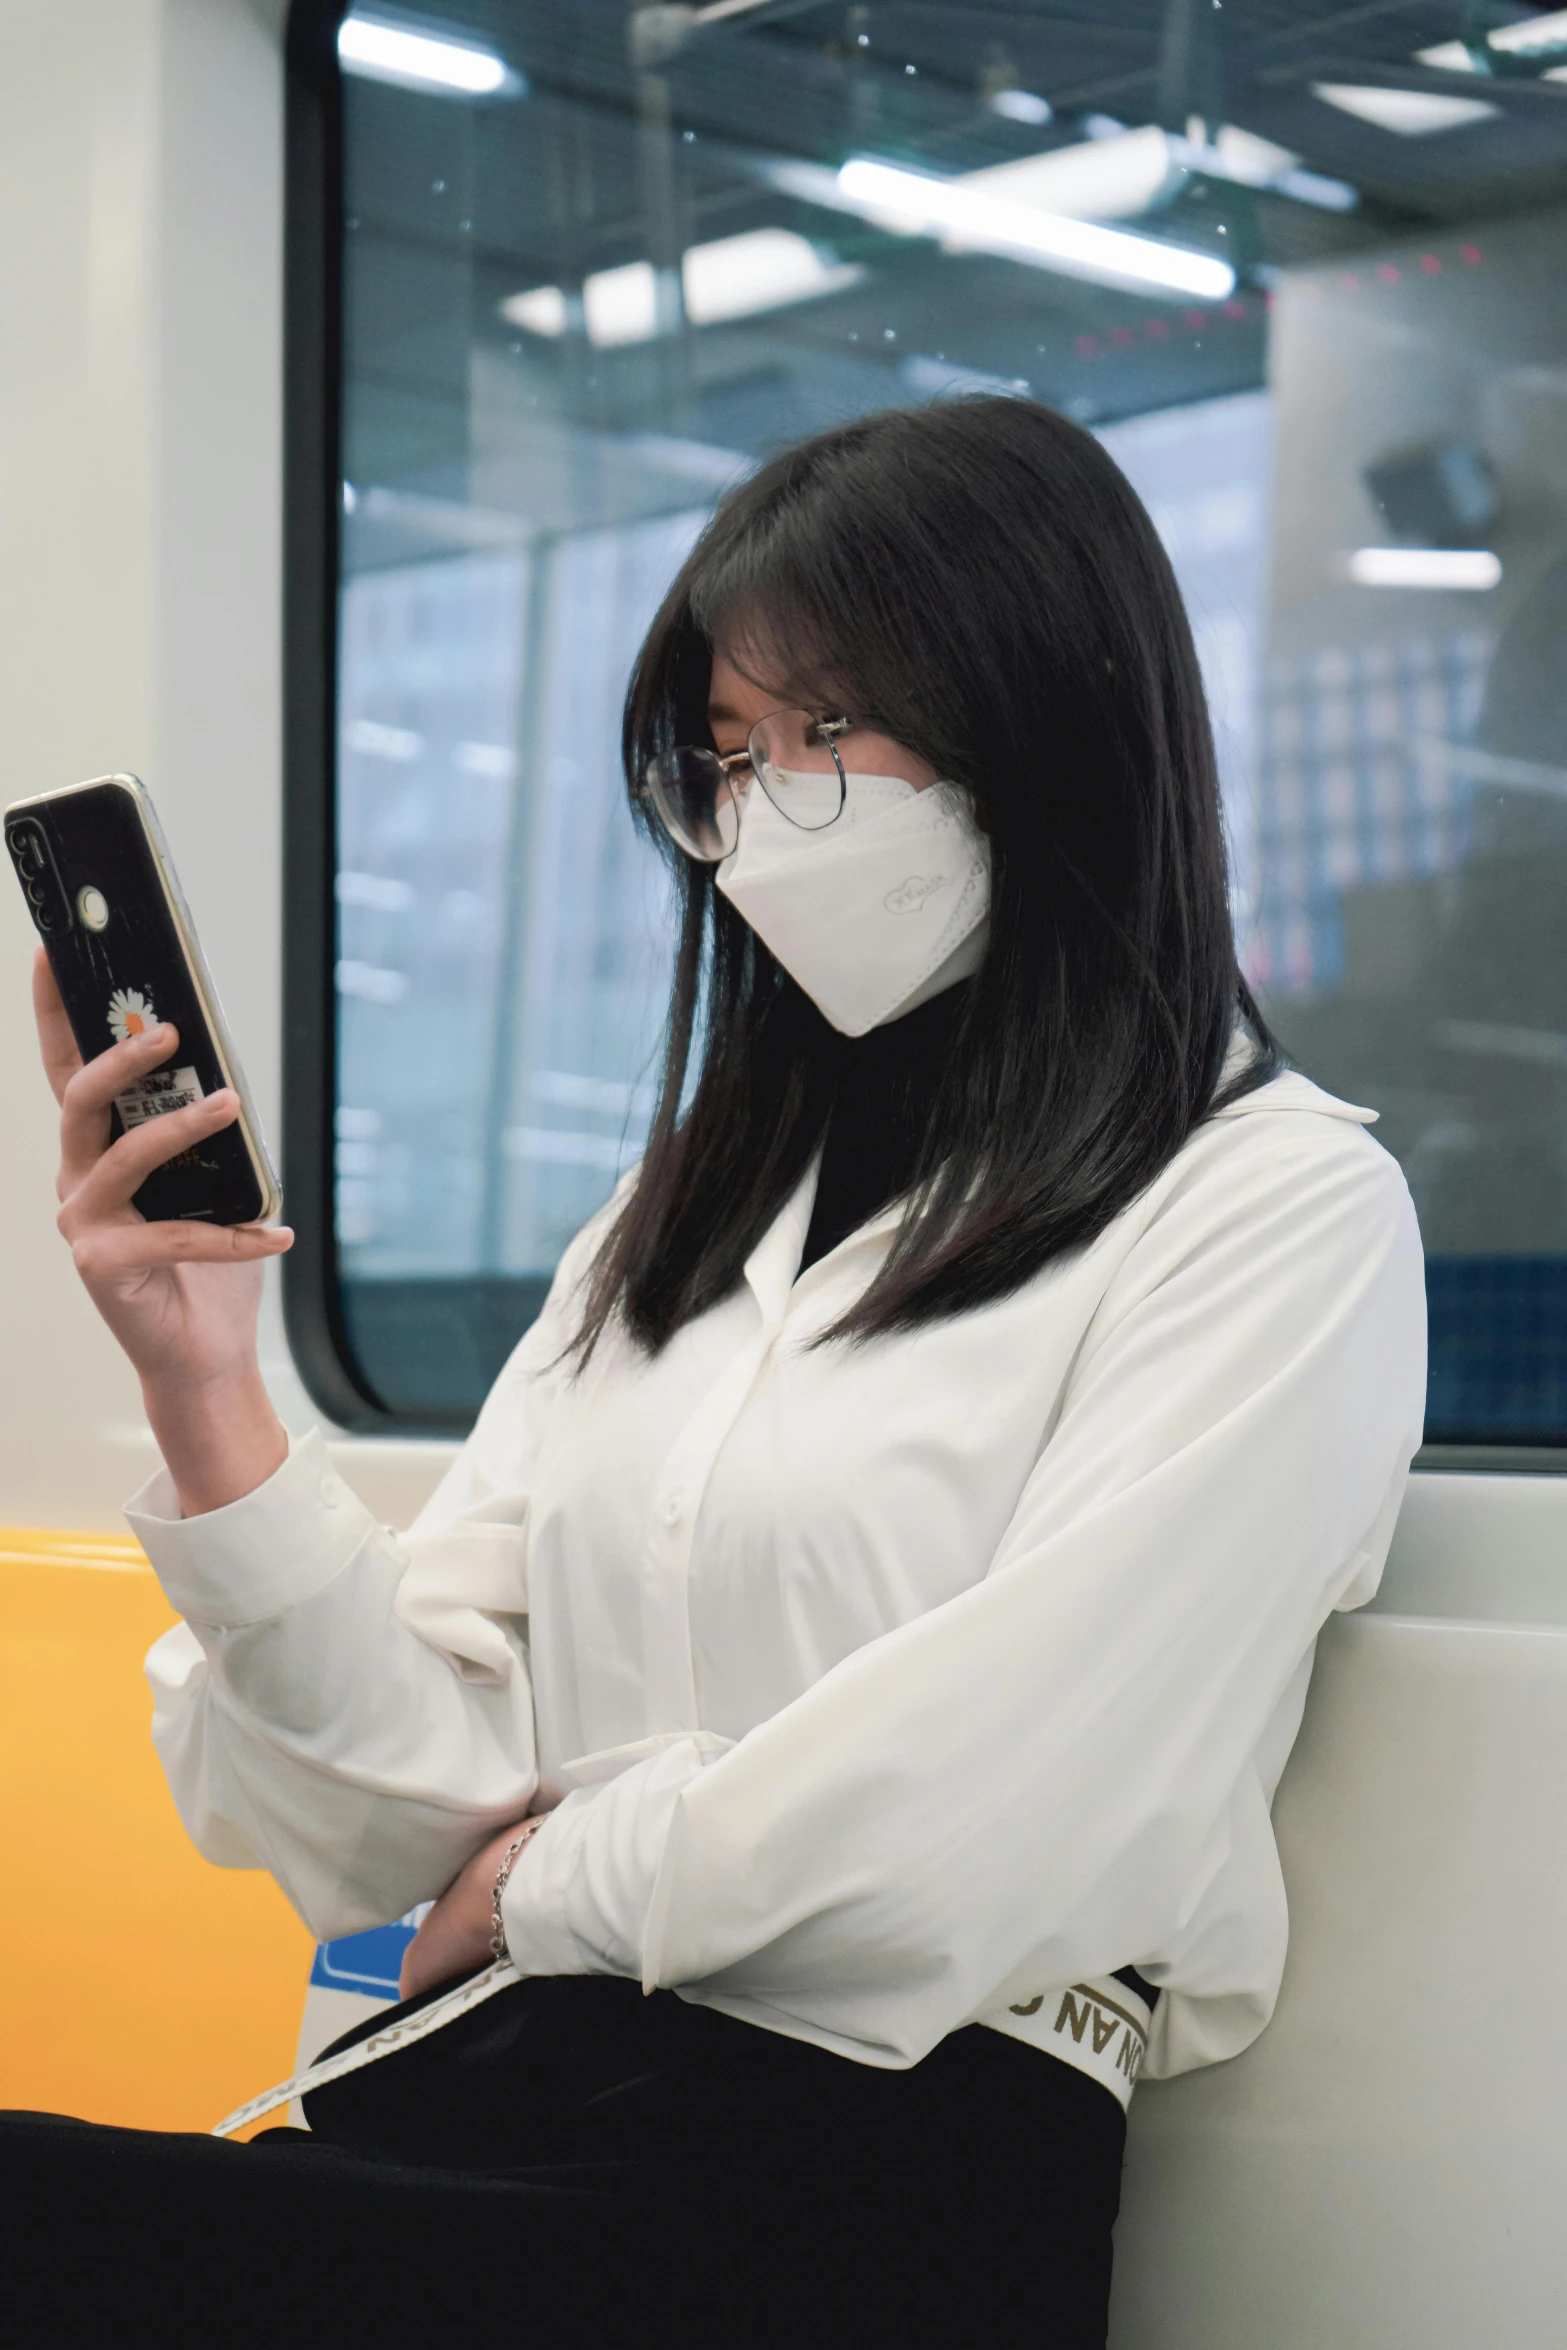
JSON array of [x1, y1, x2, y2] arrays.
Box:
[[7, 819, 73, 935], [7, 825, 43, 876]]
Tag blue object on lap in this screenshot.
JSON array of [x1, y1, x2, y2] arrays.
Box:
[[309, 1909, 428, 2001]]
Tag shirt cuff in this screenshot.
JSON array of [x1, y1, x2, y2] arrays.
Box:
[[498, 1795, 600, 1979], [124, 1426, 379, 1629], [499, 1735, 725, 1984]]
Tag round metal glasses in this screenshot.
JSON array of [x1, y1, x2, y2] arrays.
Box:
[[641, 708, 850, 863]]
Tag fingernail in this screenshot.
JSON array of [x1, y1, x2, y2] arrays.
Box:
[[146, 1023, 172, 1044]]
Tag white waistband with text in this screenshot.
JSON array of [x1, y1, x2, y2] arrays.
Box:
[[980, 1973, 1151, 2110]]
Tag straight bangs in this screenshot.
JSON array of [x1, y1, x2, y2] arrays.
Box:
[[685, 523, 961, 785], [579, 399, 1278, 1364]]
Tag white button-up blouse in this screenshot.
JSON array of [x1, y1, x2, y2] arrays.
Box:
[[133, 1067, 1426, 2081]]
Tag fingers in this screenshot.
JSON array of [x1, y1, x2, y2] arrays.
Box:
[[67, 1221, 294, 1283], [59, 1018, 186, 1188], [32, 947, 82, 1108], [58, 1022, 187, 1191], [61, 1084, 240, 1221], [62, 1015, 182, 1120]]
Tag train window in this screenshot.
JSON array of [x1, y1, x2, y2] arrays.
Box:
[[286, 2, 1567, 1446]]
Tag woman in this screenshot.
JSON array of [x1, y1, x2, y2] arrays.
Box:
[[5, 399, 1425, 2346]]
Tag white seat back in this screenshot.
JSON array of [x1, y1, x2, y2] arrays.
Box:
[[1111, 1474, 1567, 2349]]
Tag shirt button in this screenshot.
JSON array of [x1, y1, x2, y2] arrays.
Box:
[[660, 1491, 684, 1526], [319, 1474, 348, 1508]]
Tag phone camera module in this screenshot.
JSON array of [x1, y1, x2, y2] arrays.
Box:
[[5, 818, 74, 937], [77, 885, 110, 931]]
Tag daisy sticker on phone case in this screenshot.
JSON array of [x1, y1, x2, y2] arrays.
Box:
[[108, 986, 156, 1043]]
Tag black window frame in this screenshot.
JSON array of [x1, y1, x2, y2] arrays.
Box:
[[281, 0, 1567, 1469], [285, 0, 385, 1431]]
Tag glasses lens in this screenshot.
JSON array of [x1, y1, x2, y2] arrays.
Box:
[[646, 747, 740, 861], [747, 710, 846, 831]]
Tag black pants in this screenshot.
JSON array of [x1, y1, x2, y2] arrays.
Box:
[[2, 1975, 1125, 2348]]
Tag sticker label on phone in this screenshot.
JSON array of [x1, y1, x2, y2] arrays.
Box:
[[115, 1066, 204, 1129]]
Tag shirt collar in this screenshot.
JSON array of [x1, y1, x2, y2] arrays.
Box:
[[1211, 1022, 1377, 1123], [743, 1159, 821, 1329], [1208, 1066, 1377, 1124]]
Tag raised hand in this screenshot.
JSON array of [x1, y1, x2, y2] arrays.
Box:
[[36, 945, 292, 1513]]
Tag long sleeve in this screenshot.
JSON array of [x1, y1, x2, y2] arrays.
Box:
[[499, 1116, 1426, 2075], [136, 1231, 598, 1942]]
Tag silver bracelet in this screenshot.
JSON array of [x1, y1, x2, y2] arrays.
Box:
[[490, 1816, 546, 1962]]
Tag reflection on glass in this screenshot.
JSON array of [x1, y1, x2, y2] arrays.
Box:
[[331, 0, 1567, 1437]]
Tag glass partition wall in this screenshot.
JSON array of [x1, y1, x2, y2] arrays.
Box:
[[288, 0, 1567, 1440]]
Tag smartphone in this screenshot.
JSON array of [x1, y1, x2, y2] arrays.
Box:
[[4, 774, 280, 1226]]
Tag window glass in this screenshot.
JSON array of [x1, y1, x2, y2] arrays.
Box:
[[322, 0, 1567, 1440]]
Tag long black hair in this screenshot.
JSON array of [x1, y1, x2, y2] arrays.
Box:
[[573, 395, 1278, 1359]]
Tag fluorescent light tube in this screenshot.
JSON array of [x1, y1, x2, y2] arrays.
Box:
[[338, 14, 513, 96], [1313, 82, 1498, 134], [583, 260, 661, 347], [501, 285, 568, 337], [344, 718, 425, 760], [682, 228, 861, 323], [989, 88, 1053, 125], [969, 123, 1354, 221], [1349, 547, 1502, 590], [336, 871, 414, 911], [1188, 125, 1357, 211], [835, 156, 1235, 300], [1487, 9, 1567, 55], [1209, 124, 1299, 185], [501, 229, 860, 347], [960, 125, 1180, 223]]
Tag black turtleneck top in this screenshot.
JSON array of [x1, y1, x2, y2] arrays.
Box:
[[798, 982, 971, 1274]]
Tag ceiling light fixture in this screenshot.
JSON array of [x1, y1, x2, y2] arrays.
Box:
[[1348, 547, 1502, 590], [835, 156, 1236, 300], [583, 260, 661, 347], [501, 230, 861, 348], [1418, 13, 1567, 74], [1414, 39, 1481, 72], [989, 88, 1053, 125], [1312, 82, 1498, 135], [502, 285, 569, 337], [960, 126, 1180, 222], [1486, 8, 1567, 56], [338, 13, 515, 97], [1198, 123, 1357, 210], [683, 228, 862, 323], [895, 123, 1351, 233]]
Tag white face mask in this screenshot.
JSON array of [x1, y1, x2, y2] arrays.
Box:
[[715, 771, 990, 1037]]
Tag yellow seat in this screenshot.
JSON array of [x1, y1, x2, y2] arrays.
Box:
[[0, 1531, 313, 2133]]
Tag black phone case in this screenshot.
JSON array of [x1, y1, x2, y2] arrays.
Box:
[[4, 777, 276, 1226]]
